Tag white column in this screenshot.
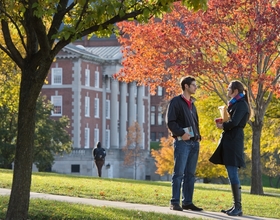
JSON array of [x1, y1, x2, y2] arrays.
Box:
[[137, 86, 144, 147], [119, 82, 127, 148], [110, 78, 118, 148], [128, 82, 136, 126], [102, 76, 107, 145], [137, 85, 144, 125], [72, 59, 82, 148]]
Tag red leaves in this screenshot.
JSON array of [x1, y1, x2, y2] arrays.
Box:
[[115, 0, 280, 98]]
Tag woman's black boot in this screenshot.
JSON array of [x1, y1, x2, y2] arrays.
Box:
[[227, 184, 242, 216]]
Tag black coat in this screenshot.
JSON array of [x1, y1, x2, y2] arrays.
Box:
[[209, 98, 249, 168], [166, 95, 201, 141]]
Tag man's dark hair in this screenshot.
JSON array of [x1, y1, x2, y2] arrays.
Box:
[[180, 76, 195, 91]]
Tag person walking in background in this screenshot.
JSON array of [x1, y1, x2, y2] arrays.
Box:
[[210, 80, 250, 216], [93, 142, 106, 177], [166, 76, 202, 212]]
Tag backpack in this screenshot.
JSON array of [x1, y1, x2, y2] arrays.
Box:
[[94, 148, 106, 160]]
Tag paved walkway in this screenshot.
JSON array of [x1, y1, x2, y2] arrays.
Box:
[[0, 188, 277, 220]]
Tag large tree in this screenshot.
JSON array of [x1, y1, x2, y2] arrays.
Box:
[[116, 0, 280, 195], [0, 0, 207, 218]]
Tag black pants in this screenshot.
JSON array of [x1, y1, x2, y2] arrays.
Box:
[[95, 160, 105, 177]]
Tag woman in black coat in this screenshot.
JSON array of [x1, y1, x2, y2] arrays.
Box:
[[209, 80, 250, 217]]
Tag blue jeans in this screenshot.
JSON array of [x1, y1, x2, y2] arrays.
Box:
[[170, 140, 200, 205], [226, 165, 240, 185]]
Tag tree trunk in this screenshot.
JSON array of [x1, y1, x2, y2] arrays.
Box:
[[250, 123, 264, 195], [5, 69, 43, 219]]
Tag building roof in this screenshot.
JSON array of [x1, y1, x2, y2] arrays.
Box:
[[86, 47, 122, 59], [60, 44, 122, 63]]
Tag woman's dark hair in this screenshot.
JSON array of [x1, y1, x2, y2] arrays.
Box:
[[230, 80, 251, 119], [180, 76, 195, 91]]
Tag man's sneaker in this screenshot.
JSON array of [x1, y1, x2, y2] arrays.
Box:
[[182, 203, 203, 211], [170, 204, 183, 211]]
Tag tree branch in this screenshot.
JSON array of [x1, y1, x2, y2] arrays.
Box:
[[0, 20, 24, 68]]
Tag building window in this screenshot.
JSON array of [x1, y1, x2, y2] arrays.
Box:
[[158, 113, 163, 125], [151, 132, 156, 141], [151, 112, 155, 125], [85, 69, 90, 86], [94, 71, 99, 88], [105, 100, 110, 119], [85, 96, 90, 117], [51, 68, 62, 85], [94, 128, 99, 145], [158, 106, 162, 125], [51, 96, 62, 116], [71, 164, 80, 173], [94, 98, 99, 118], [158, 132, 164, 140], [85, 128, 90, 148], [105, 129, 110, 148], [157, 86, 163, 96], [151, 106, 155, 111]]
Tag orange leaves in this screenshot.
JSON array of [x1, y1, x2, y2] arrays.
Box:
[[116, 0, 280, 100], [99, 191, 105, 197], [151, 137, 174, 176]]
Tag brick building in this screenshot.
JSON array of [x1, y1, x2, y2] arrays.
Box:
[[41, 37, 169, 180]]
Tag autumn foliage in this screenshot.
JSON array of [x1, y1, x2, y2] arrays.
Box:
[[151, 137, 174, 176], [116, 0, 280, 194], [116, 0, 280, 98]]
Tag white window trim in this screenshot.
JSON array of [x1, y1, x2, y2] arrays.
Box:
[[105, 100, 110, 119], [51, 68, 62, 85], [94, 98, 99, 118], [85, 69, 90, 86], [85, 96, 90, 117], [151, 112, 155, 125], [158, 112, 162, 125], [85, 128, 90, 148], [158, 86, 163, 96], [94, 128, 99, 145], [158, 106, 162, 125], [51, 96, 62, 116], [94, 71, 99, 88]]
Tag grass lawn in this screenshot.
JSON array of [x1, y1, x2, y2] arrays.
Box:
[[0, 169, 279, 219], [0, 196, 200, 220]]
